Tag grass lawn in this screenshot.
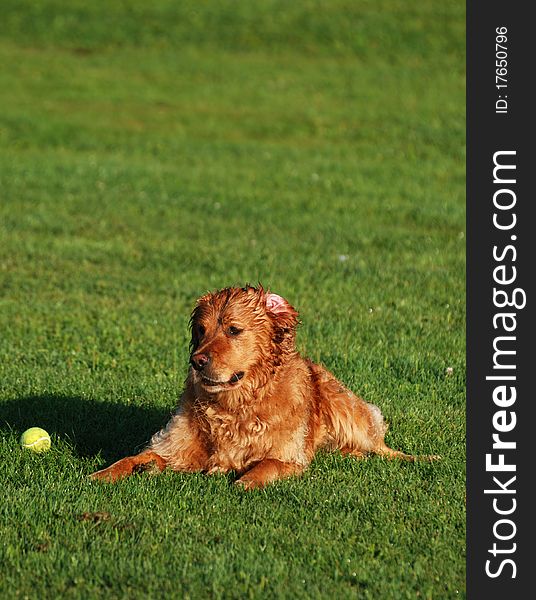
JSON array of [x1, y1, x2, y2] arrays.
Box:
[[0, 1, 465, 598]]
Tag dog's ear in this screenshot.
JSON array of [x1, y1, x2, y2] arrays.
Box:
[[189, 300, 207, 351], [189, 315, 199, 351], [265, 293, 299, 330]]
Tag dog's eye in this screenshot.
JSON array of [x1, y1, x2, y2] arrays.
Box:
[[197, 325, 205, 337], [227, 326, 242, 336]]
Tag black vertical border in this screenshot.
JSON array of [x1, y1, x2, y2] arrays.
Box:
[[467, 2, 533, 597]]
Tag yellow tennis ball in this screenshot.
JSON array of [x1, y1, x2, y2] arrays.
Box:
[[20, 427, 51, 453]]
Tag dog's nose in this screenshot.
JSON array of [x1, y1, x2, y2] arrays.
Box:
[[190, 352, 210, 371]]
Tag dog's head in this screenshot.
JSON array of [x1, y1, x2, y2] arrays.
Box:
[[189, 285, 298, 394]]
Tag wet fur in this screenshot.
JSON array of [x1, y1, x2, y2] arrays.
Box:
[[91, 285, 427, 488]]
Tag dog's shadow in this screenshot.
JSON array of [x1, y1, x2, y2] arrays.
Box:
[[0, 394, 171, 462]]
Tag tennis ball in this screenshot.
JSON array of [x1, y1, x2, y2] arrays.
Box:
[[20, 427, 51, 453]]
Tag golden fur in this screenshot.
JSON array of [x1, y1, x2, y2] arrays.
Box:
[[91, 285, 425, 488]]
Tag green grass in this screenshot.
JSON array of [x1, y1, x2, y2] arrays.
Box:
[[0, 1, 465, 598]]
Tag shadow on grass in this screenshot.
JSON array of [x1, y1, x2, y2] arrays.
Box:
[[0, 394, 171, 462]]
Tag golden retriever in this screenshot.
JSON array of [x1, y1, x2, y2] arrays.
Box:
[[91, 285, 430, 488]]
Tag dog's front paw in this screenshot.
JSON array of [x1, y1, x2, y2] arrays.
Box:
[[207, 465, 229, 475], [235, 475, 264, 490], [89, 466, 120, 482]]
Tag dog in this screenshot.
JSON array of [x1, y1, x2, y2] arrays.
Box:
[[91, 285, 433, 488]]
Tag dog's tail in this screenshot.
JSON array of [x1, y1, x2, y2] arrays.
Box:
[[368, 403, 440, 461], [376, 445, 441, 462]]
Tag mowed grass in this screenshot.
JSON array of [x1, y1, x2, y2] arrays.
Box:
[[0, 1, 465, 598]]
